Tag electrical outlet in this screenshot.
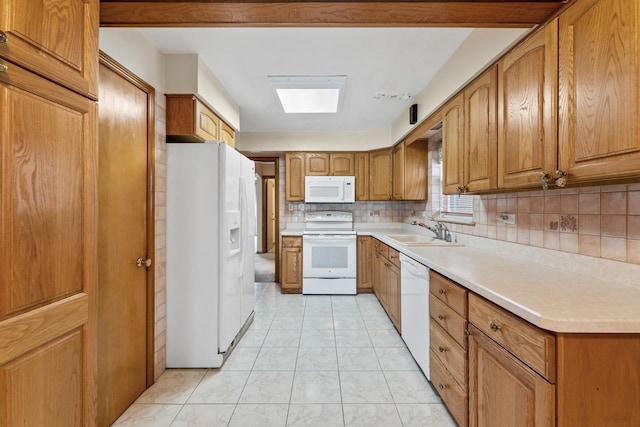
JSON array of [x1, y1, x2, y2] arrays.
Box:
[[497, 213, 516, 224]]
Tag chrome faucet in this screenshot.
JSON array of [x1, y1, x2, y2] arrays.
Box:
[[411, 220, 452, 242]]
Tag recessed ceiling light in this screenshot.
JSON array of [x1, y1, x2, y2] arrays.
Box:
[[268, 75, 347, 114]]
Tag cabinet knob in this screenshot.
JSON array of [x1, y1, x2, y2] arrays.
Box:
[[438, 288, 445, 295], [489, 322, 501, 332], [0, 62, 7, 73], [438, 314, 445, 321], [438, 346, 446, 353], [555, 170, 568, 188], [439, 383, 446, 391], [464, 329, 473, 337], [539, 172, 551, 191], [0, 30, 7, 43]]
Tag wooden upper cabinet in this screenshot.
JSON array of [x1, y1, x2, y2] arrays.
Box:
[[220, 121, 235, 148], [355, 152, 370, 200], [558, 0, 640, 183], [305, 152, 330, 175], [329, 153, 355, 175], [498, 22, 558, 190], [166, 95, 221, 143], [369, 148, 393, 200], [392, 142, 406, 200], [285, 152, 305, 201], [0, 0, 99, 98], [442, 94, 465, 195], [465, 67, 497, 193]]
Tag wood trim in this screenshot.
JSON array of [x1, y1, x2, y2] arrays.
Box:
[[100, 2, 564, 27], [0, 294, 88, 365], [247, 156, 280, 282], [98, 51, 157, 387]]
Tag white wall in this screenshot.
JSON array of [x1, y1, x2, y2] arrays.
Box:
[[391, 28, 529, 142], [197, 57, 240, 130], [236, 127, 392, 152], [100, 28, 166, 92]]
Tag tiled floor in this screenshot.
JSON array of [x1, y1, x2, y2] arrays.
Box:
[[113, 283, 456, 426]]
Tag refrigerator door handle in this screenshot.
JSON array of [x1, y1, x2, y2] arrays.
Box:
[[238, 175, 247, 272]]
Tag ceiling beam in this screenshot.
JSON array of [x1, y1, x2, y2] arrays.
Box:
[[100, 1, 566, 27]]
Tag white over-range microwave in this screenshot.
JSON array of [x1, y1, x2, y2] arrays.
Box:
[[305, 176, 355, 203]]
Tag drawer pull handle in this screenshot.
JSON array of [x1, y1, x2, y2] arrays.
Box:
[[438, 289, 445, 295], [438, 314, 445, 321], [0, 30, 7, 43], [439, 383, 446, 390], [0, 63, 7, 73], [464, 329, 473, 337], [489, 322, 501, 332], [438, 346, 446, 353]]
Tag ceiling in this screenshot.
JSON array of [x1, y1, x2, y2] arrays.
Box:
[[139, 27, 533, 133]]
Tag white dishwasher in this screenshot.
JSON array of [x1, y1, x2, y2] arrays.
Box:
[[400, 253, 430, 379]]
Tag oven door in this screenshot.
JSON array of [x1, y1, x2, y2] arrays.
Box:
[[302, 234, 357, 278]]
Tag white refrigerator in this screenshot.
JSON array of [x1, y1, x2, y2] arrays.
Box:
[[166, 141, 256, 368]]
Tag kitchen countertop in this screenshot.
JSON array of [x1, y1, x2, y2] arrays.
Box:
[[282, 224, 640, 333]]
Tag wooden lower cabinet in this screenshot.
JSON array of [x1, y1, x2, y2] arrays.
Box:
[[469, 324, 555, 427], [357, 236, 373, 293], [280, 236, 302, 293], [371, 239, 400, 332]]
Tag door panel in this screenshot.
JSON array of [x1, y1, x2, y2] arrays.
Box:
[[0, 60, 97, 427], [97, 59, 151, 426]]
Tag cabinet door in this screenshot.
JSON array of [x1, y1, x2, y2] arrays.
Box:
[[0, 0, 99, 98], [386, 262, 401, 333], [357, 236, 373, 293], [0, 61, 97, 426], [305, 152, 330, 175], [330, 153, 355, 175], [403, 140, 429, 200], [285, 152, 305, 201], [355, 152, 370, 200], [498, 22, 558, 190], [369, 148, 392, 200], [220, 121, 235, 148], [194, 98, 220, 141], [469, 326, 555, 427], [281, 243, 302, 294], [465, 67, 497, 192], [373, 251, 388, 306], [392, 142, 405, 200], [559, 0, 640, 182], [442, 94, 465, 195]]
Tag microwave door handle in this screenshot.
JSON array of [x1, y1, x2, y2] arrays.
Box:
[[337, 183, 344, 201]]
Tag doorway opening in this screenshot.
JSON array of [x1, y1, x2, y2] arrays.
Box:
[[251, 158, 280, 283]]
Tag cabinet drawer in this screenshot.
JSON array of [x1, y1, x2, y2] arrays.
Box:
[[282, 236, 302, 248], [430, 295, 468, 349], [431, 349, 468, 427], [373, 239, 388, 259], [469, 293, 556, 382], [430, 320, 467, 392], [429, 270, 468, 317], [387, 247, 400, 267]]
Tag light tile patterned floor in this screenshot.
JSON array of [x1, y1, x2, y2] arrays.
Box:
[[113, 283, 457, 426]]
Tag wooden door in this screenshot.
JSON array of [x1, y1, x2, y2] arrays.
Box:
[[98, 57, 154, 426], [0, 60, 97, 426], [285, 152, 305, 201], [498, 22, 558, 190], [305, 152, 330, 175], [330, 152, 355, 175], [465, 67, 497, 193], [354, 152, 370, 200], [392, 142, 405, 200], [369, 148, 392, 200], [441, 94, 465, 195], [469, 325, 555, 427], [266, 178, 276, 252], [559, 0, 640, 182], [357, 236, 373, 293], [0, 0, 99, 98]]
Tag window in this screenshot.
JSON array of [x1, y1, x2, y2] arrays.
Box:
[[441, 193, 474, 221]]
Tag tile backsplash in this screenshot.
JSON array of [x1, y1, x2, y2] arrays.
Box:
[[279, 147, 640, 265]]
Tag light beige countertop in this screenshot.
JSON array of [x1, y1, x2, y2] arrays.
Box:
[[282, 223, 640, 333]]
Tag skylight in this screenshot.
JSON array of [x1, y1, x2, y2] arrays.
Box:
[[269, 75, 347, 114]]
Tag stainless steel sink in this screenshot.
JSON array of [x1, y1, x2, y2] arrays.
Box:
[[385, 234, 462, 247]]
